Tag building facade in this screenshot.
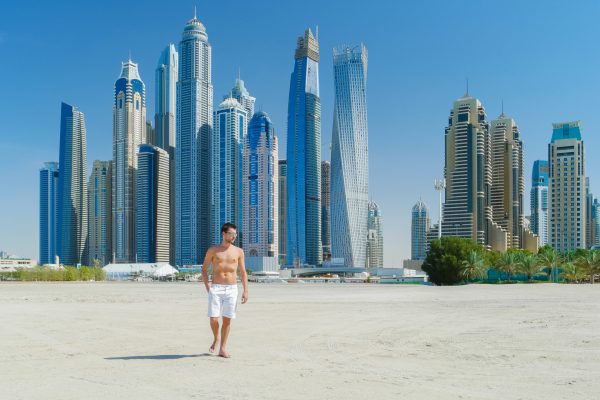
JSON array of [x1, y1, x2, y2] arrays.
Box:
[[213, 97, 246, 244], [548, 121, 586, 252], [112, 59, 146, 263], [242, 111, 278, 257], [136, 145, 170, 263], [57, 102, 88, 266], [226, 74, 255, 122], [88, 161, 112, 266], [366, 201, 383, 268], [39, 162, 59, 265], [330, 44, 369, 268], [321, 160, 331, 261], [411, 200, 430, 261], [530, 160, 549, 246], [155, 43, 178, 265], [278, 160, 287, 265], [286, 28, 322, 267], [176, 15, 213, 265]]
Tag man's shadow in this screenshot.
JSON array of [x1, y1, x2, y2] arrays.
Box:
[[105, 354, 210, 360]]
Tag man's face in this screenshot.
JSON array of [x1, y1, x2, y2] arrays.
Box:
[[223, 229, 237, 244]]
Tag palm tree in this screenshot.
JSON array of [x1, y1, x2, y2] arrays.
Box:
[[576, 250, 600, 284], [518, 253, 542, 282], [538, 247, 562, 283], [461, 250, 487, 282], [561, 262, 587, 283], [495, 252, 519, 282]]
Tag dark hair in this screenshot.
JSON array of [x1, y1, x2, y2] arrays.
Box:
[[221, 223, 237, 234]]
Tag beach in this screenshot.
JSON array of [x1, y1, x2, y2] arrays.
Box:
[[0, 282, 599, 400]]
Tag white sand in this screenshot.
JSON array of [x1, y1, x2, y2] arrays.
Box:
[[0, 282, 599, 400]]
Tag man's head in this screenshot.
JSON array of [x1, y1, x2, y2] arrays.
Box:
[[221, 223, 237, 244]]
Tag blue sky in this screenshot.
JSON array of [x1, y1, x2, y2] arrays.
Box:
[[1, 0, 599, 265]]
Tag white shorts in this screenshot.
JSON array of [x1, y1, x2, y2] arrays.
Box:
[[208, 284, 238, 319]]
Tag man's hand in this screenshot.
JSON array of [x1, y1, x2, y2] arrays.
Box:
[[241, 290, 248, 304], [206, 284, 211, 294]]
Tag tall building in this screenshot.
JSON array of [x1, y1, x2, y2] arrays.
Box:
[[278, 160, 287, 265], [88, 161, 112, 266], [442, 95, 503, 249], [592, 198, 600, 247], [112, 59, 146, 263], [213, 97, 246, 244], [330, 44, 369, 268], [176, 14, 213, 265], [586, 178, 594, 248], [136, 145, 170, 263], [286, 28, 322, 267], [366, 201, 383, 268], [411, 200, 430, 261], [489, 113, 525, 248], [321, 160, 331, 261], [530, 160, 549, 246], [146, 121, 155, 146], [549, 121, 586, 252], [243, 111, 278, 257], [57, 102, 88, 266], [39, 162, 59, 265], [226, 73, 255, 122], [155, 43, 178, 265]]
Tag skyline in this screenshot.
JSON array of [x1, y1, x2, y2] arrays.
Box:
[[3, 1, 600, 265]]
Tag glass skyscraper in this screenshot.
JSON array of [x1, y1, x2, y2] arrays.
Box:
[[226, 73, 255, 122], [366, 201, 383, 268], [530, 160, 549, 246], [278, 160, 287, 265], [88, 160, 112, 266], [136, 145, 170, 263], [58, 102, 88, 266], [286, 28, 322, 267], [243, 111, 278, 257], [39, 162, 59, 265], [112, 59, 146, 263], [321, 160, 331, 261], [176, 14, 213, 266], [411, 200, 430, 261], [212, 97, 246, 244], [330, 44, 369, 268]]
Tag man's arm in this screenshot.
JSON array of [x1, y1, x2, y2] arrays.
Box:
[[238, 249, 249, 304], [201, 248, 213, 293]]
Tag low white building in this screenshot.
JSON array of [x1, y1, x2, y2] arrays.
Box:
[[103, 263, 178, 280]]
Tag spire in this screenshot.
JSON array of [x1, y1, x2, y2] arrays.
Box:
[[194, 5, 197, 19], [500, 99, 505, 118], [465, 77, 469, 97], [128, 49, 132, 63], [237, 66, 240, 81]]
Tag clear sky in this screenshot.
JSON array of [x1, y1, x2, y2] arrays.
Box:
[[1, 0, 599, 265]]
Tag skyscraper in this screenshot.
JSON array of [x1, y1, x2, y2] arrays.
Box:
[[530, 160, 549, 246], [549, 121, 586, 252], [321, 160, 331, 261], [176, 14, 213, 266], [39, 162, 59, 265], [411, 200, 430, 261], [226, 73, 255, 122], [213, 97, 246, 244], [278, 160, 287, 265], [88, 161, 112, 266], [57, 102, 88, 266], [366, 201, 383, 268], [442, 95, 505, 250], [243, 111, 278, 257], [112, 59, 146, 263], [155, 43, 178, 265], [330, 44, 369, 268], [592, 198, 600, 247], [286, 28, 322, 267], [586, 178, 594, 248], [136, 145, 170, 263], [489, 113, 525, 249]]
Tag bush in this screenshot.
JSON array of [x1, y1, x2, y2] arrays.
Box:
[[422, 237, 484, 285], [0, 266, 106, 281]]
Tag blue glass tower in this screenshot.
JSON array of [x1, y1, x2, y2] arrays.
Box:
[[39, 162, 59, 265], [58, 102, 88, 266], [176, 14, 213, 265], [286, 28, 322, 267], [411, 201, 430, 261], [530, 160, 549, 246], [330, 44, 369, 267]]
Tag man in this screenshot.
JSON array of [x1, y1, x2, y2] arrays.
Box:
[[201, 222, 248, 358]]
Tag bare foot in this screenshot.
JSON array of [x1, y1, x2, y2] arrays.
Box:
[[209, 340, 218, 353], [218, 350, 231, 358]]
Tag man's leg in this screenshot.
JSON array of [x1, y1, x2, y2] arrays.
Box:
[[209, 317, 219, 353], [219, 317, 232, 358]]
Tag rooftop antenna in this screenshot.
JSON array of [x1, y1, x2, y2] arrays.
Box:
[[128, 49, 132, 62], [237, 66, 240, 81], [501, 98, 505, 117], [194, 5, 197, 19], [465, 77, 469, 97]]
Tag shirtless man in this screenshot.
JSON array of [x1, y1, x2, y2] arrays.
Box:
[[201, 222, 248, 358]]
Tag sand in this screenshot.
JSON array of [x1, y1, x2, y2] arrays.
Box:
[[0, 282, 599, 400]]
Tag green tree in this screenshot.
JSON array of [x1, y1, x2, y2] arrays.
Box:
[[494, 251, 519, 282], [461, 250, 487, 282], [517, 253, 543, 282], [561, 262, 587, 283], [576, 250, 600, 284], [538, 247, 562, 282], [422, 237, 483, 285]]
